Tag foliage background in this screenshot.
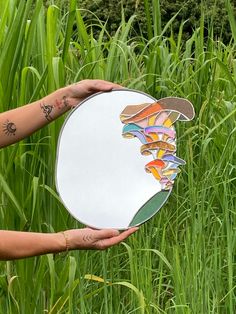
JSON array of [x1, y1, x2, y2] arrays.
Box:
[[0, 0, 236, 313], [77, 0, 234, 42]]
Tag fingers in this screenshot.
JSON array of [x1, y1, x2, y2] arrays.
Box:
[[94, 227, 139, 249], [64, 227, 139, 251], [93, 229, 120, 239], [66, 79, 123, 107], [74, 79, 122, 91], [88, 80, 122, 92]]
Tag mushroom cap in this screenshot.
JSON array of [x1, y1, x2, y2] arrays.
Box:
[[120, 97, 195, 123]]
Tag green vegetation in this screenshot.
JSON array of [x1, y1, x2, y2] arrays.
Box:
[[0, 0, 236, 312], [78, 0, 233, 42]]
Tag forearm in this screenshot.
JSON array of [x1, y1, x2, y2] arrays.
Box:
[[0, 227, 138, 260], [0, 87, 70, 148], [0, 80, 121, 148], [0, 230, 66, 260]]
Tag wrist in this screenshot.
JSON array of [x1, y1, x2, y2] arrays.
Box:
[[60, 231, 70, 252], [41, 89, 71, 119], [60, 85, 80, 108], [47, 232, 68, 254]]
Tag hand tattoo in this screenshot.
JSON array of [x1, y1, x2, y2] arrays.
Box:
[[3, 120, 17, 136], [62, 96, 70, 108], [83, 234, 93, 243], [40, 103, 53, 121], [54, 96, 70, 110]]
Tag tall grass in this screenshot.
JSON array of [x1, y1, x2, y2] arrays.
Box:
[[0, 0, 236, 313]]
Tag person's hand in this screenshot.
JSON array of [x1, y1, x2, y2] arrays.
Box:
[[60, 227, 138, 251], [61, 79, 122, 108]]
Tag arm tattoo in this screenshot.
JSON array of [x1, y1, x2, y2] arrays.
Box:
[[3, 120, 17, 136], [40, 103, 53, 121]]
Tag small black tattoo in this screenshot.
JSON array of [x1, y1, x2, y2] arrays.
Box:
[[3, 120, 17, 136], [53, 97, 70, 110], [83, 235, 92, 243], [40, 103, 53, 121], [62, 96, 69, 108]]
